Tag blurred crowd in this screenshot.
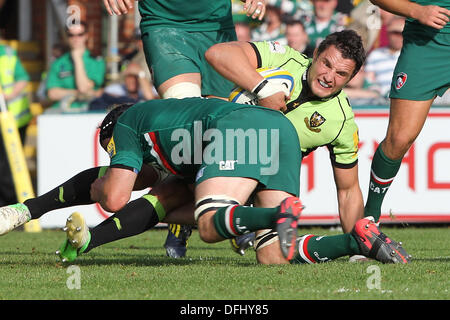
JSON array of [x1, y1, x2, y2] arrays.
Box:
[[3, 0, 450, 119], [14, 0, 449, 115]]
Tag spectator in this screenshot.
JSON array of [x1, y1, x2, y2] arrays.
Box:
[[234, 21, 252, 41], [344, 66, 386, 105], [251, 5, 287, 44], [284, 19, 315, 57], [365, 16, 405, 97], [303, 0, 346, 48], [89, 62, 158, 110], [46, 21, 105, 112], [374, 8, 396, 49], [0, 42, 31, 206], [36, 43, 67, 107]]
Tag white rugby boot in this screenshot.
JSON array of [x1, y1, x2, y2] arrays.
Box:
[[0, 203, 31, 235]]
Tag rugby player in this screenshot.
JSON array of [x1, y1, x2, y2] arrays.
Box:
[[102, 0, 268, 258], [364, 0, 450, 222], [0, 98, 410, 265], [206, 30, 369, 264]]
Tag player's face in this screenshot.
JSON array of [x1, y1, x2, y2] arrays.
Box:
[[308, 45, 356, 98]]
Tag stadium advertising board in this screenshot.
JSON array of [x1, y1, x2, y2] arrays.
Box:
[[37, 109, 450, 228]]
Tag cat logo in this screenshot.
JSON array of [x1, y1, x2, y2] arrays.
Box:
[[219, 160, 237, 170], [304, 111, 326, 133]]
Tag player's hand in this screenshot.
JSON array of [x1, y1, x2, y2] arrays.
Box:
[[259, 92, 287, 112], [415, 5, 450, 29], [243, 0, 266, 21], [103, 0, 134, 16]]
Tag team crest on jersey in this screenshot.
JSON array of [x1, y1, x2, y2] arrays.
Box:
[[395, 72, 407, 90], [304, 111, 326, 133], [106, 137, 116, 158]]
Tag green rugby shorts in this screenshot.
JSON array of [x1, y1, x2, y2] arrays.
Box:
[[141, 27, 237, 98], [390, 22, 450, 101]]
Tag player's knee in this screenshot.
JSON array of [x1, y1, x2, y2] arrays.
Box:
[[383, 133, 414, 159], [161, 82, 201, 99], [204, 44, 220, 65]]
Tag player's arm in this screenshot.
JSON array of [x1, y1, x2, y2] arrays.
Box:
[[90, 166, 137, 212], [205, 41, 288, 111], [103, 0, 134, 16], [370, 0, 450, 30], [332, 164, 364, 233]]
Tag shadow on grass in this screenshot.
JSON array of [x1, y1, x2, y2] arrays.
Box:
[[0, 248, 258, 268]]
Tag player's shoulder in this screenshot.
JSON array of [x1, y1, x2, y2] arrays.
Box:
[[337, 90, 355, 116], [253, 41, 309, 59]]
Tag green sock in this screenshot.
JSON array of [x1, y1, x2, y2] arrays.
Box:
[[365, 145, 402, 222], [291, 233, 360, 264], [213, 205, 278, 239]]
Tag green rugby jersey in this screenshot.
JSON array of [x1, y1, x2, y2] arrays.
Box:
[[138, 0, 235, 31], [251, 41, 359, 168], [107, 97, 271, 177]]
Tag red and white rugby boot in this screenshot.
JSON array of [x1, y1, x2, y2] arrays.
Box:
[[351, 216, 411, 264], [276, 197, 303, 261]]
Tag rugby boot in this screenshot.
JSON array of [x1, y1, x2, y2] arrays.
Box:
[[164, 224, 192, 258], [351, 216, 411, 264], [276, 197, 304, 260], [0, 203, 31, 236], [56, 212, 91, 262], [230, 232, 255, 256]]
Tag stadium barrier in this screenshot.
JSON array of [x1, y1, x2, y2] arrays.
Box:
[[36, 106, 450, 228]]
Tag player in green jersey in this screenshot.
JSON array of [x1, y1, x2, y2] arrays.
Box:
[[103, 0, 265, 98], [103, 0, 267, 258], [0, 31, 410, 265], [206, 30, 371, 264], [0, 98, 410, 265], [364, 0, 450, 223]]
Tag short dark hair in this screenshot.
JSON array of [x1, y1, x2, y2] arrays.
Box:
[[284, 18, 306, 31], [316, 30, 365, 78], [99, 103, 134, 143]]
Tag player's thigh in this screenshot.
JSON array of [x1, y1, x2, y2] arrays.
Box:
[[158, 73, 202, 98], [141, 27, 201, 89], [383, 98, 433, 159]]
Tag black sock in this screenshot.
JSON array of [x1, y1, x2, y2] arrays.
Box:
[[85, 197, 161, 253], [24, 167, 104, 219]]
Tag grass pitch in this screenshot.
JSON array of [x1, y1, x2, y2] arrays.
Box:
[[0, 226, 448, 301]]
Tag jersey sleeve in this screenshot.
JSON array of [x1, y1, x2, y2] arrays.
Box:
[[108, 122, 143, 173], [250, 41, 309, 69], [326, 98, 359, 168]]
